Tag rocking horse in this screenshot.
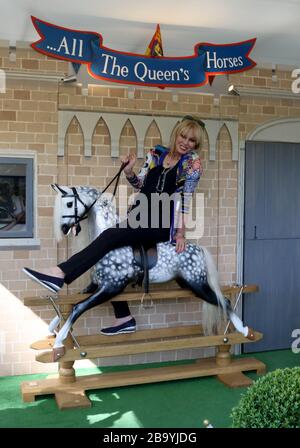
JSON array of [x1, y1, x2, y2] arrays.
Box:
[[21, 181, 266, 409], [44, 182, 256, 362]]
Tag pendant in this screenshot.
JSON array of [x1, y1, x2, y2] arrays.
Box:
[[155, 167, 172, 193]]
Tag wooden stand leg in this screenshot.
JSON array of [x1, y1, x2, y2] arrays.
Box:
[[216, 344, 231, 367], [216, 344, 251, 387], [216, 344, 255, 388], [21, 303, 92, 410], [55, 335, 91, 409], [58, 344, 76, 384], [54, 304, 91, 409], [57, 304, 76, 384]]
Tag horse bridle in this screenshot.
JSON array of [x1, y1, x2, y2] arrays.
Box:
[[101, 160, 129, 197], [55, 185, 97, 236], [55, 161, 129, 236]]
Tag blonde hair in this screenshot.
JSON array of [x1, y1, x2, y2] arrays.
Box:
[[168, 117, 204, 157]]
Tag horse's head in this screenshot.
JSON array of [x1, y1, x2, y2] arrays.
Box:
[[51, 184, 99, 241]]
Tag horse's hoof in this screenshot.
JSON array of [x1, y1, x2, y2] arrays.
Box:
[[52, 346, 65, 362], [45, 335, 55, 348], [46, 334, 56, 340], [246, 327, 255, 340]]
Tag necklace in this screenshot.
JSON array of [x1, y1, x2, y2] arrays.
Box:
[[163, 154, 180, 168], [155, 153, 180, 193], [155, 166, 173, 193]]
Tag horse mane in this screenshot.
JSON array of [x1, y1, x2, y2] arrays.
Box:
[[53, 193, 63, 242], [72, 209, 91, 255]]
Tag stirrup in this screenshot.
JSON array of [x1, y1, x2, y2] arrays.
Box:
[[141, 292, 154, 309]]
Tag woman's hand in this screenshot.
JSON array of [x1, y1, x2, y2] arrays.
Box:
[[175, 234, 186, 253], [121, 153, 137, 176]]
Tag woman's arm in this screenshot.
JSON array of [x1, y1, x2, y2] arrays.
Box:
[[180, 155, 202, 215], [175, 155, 202, 252], [175, 212, 186, 253], [175, 213, 186, 237], [124, 150, 153, 191]]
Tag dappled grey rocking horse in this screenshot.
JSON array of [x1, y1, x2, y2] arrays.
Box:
[[48, 184, 254, 361]]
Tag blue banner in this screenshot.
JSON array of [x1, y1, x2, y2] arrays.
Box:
[[31, 16, 256, 88]]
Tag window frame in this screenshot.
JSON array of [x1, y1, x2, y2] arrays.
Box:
[[0, 152, 40, 249]]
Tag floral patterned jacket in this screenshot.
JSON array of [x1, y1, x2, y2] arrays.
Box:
[[126, 145, 203, 242]]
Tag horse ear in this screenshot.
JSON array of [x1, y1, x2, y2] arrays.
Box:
[[51, 183, 68, 195]]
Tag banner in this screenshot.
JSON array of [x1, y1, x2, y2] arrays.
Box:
[[31, 16, 256, 88]]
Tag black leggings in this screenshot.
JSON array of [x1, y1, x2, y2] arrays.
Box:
[[58, 222, 169, 319], [58, 221, 169, 285], [111, 301, 131, 318]]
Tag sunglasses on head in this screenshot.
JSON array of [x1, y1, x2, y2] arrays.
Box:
[[182, 115, 205, 129]]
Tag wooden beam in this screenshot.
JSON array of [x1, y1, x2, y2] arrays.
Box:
[[21, 356, 266, 409], [23, 284, 259, 307], [30, 324, 204, 350], [36, 330, 263, 363]]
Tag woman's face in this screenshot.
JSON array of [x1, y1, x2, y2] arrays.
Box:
[[174, 127, 197, 156]]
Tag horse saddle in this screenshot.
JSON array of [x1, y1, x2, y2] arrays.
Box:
[[133, 245, 158, 294], [81, 244, 158, 296]]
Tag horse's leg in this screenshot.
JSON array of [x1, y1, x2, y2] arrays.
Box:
[[52, 283, 127, 360], [176, 276, 251, 337], [177, 246, 254, 337], [80, 281, 99, 294], [48, 315, 60, 336], [176, 277, 222, 307], [225, 302, 255, 339]]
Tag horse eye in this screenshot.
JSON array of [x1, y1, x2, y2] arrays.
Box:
[[67, 202, 73, 208]]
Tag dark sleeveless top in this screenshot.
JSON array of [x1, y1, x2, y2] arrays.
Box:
[[128, 162, 179, 229]]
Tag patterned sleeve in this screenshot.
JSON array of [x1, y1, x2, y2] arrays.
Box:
[[181, 155, 202, 214], [125, 150, 153, 191]]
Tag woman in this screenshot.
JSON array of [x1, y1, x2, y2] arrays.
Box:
[[23, 116, 204, 334]]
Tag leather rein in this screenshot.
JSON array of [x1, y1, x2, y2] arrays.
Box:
[[56, 161, 129, 236]]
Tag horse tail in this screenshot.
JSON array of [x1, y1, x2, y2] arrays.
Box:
[[201, 247, 227, 335]]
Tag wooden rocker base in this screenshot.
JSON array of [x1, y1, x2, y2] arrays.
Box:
[[22, 285, 265, 410], [21, 356, 266, 410]]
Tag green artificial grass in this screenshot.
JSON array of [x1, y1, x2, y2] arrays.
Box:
[[0, 349, 299, 428]]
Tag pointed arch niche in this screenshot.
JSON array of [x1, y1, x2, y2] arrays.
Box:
[[58, 111, 239, 161]]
